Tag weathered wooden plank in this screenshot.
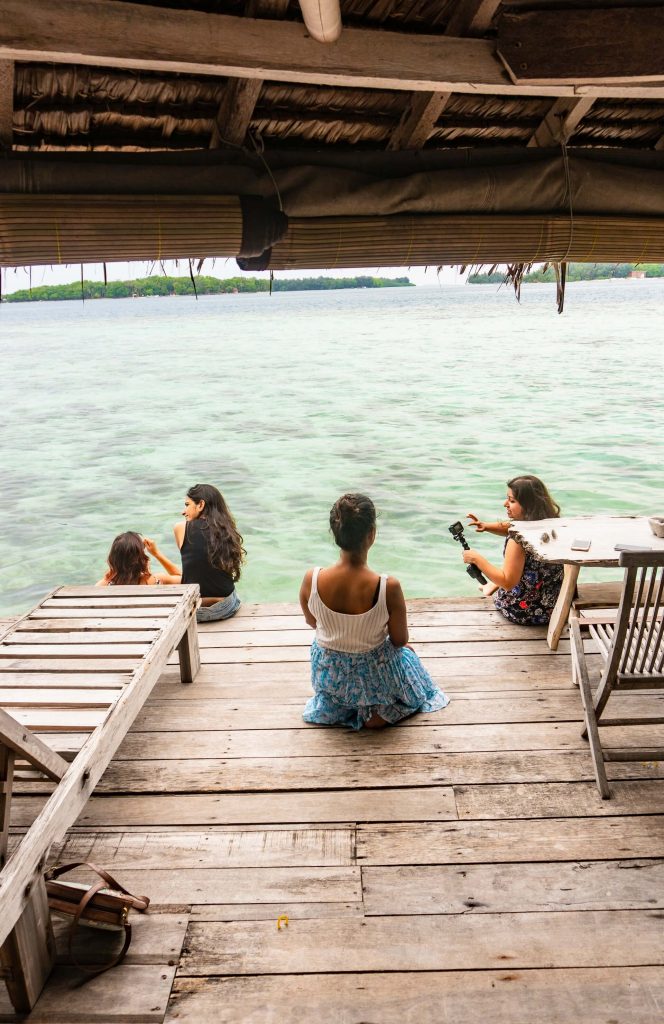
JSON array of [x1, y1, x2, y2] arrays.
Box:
[[0, 659, 144, 672], [171, 638, 575, 663], [357, 815, 664, 865], [1, 643, 151, 657], [75, 786, 456, 825], [51, 911, 186, 965], [8, 708, 108, 731], [196, 622, 550, 647], [8, 629, 160, 642], [29, 607, 171, 620], [50, 828, 354, 868], [11, 786, 458, 826], [86, 751, 664, 794], [42, 597, 179, 609], [0, 672, 132, 688], [454, 780, 664, 819], [54, 586, 190, 598], [0, 964, 176, 1022], [164, 968, 664, 1024], [362, 859, 664, 916], [189, 901, 363, 921], [134, 693, 661, 731], [6, 782, 461, 831], [112, 721, 641, 761], [179, 910, 664, 974], [205, 609, 513, 631], [65, 867, 360, 905], [0, 688, 123, 707]]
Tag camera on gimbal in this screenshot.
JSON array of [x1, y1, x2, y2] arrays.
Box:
[[448, 521, 488, 585]]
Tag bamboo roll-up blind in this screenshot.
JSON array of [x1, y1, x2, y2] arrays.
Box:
[[265, 215, 664, 269], [0, 195, 243, 267]]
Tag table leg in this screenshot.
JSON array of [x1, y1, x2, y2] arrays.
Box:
[[547, 563, 580, 650]]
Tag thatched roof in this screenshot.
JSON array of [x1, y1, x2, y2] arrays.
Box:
[[1, 0, 664, 272]]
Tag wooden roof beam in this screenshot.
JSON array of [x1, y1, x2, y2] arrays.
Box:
[[527, 96, 595, 148], [388, 91, 451, 151], [388, 1, 502, 154], [3, 1, 664, 100], [446, 0, 502, 38], [209, 0, 289, 149], [0, 59, 14, 149]]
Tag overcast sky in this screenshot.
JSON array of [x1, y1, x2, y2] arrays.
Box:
[[1, 260, 466, 294]]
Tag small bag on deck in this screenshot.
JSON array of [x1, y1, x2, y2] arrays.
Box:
[[45, 860, 150, 974]]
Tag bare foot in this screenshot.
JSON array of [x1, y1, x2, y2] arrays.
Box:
[[479, 581, 499, 598], [364, 712, 388, 729]]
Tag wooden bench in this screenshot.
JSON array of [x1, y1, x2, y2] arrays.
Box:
[[0, 584, 200, 1012]]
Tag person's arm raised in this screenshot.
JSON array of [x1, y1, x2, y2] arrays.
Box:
[[463, 538, 526, 590], [144, 537, 181, 581], [299, 569, 317, 628], [467, 513, 510, 536], [386, 577, 409, 648]]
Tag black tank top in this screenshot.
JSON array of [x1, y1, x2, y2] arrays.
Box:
[[180, 518, 235, 598]]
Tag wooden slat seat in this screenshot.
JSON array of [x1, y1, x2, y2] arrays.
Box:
[[0, 584, 200, 1012]]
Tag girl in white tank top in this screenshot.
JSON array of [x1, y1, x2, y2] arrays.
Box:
[[299, 494, 448, 730]]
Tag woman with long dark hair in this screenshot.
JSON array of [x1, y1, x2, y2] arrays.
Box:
[[299, 493, 449, 730], [97, 532, 181, 586], [174, 483, 245, 622], [463, 474, 563, 625]]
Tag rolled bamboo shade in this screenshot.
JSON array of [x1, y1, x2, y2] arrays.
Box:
[[265, 215, 664, 269], [0, 194, 244, 267]]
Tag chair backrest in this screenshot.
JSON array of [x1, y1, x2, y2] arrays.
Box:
[[610, 551, 664, 683]]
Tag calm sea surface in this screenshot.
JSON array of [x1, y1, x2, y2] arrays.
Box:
[[1, 279, 663, 616]]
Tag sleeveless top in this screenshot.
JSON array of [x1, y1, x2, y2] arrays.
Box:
[[180, 518, 235, 598], [308, 567, 389, 653]]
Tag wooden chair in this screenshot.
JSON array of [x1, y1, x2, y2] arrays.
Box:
[[569, 551, 664, 799], [0, 584, 200, 1011]]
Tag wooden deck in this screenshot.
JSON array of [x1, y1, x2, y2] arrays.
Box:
[[3, 595, 664, 1023]]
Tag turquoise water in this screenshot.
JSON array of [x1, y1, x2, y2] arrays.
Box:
[[1, 279, 662, 615]]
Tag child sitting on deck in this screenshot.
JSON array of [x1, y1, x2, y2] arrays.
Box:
[[97, 532, 181, 586], [300, 493, 449, 730], [463, 474, 563, 626]]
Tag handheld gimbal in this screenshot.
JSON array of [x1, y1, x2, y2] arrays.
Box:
[[449, 521, 488, 585]]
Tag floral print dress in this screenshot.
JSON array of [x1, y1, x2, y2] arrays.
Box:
[[493, 540, 564, 625]]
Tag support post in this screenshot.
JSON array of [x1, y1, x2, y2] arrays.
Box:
[[177, 615, 200, 684], [0, 745, 14, 869], [0, 877, 56, 1012]]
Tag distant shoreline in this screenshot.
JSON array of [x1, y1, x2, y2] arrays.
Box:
[[5, 274, 414, 303], [469, 262, 664, 285]]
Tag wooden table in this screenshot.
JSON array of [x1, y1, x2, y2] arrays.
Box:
[[508, 515, 664, 650]]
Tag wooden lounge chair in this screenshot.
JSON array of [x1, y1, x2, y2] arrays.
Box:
[[569, 551, 664, 799], [0, 584, 200, 1012]]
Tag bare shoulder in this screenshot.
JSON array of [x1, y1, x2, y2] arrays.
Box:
[[173, 521, 185, 547], [385, 575, 405, 606], [300, 566, 314, 591]]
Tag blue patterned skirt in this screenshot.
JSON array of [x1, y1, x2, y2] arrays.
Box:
[[303, 638, 449, 730]]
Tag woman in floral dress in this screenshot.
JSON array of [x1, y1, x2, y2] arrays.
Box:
[[300, 493, 448, 730], [463, 475, 564, 626]]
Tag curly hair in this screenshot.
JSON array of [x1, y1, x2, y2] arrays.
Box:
[[187, 483, 246, 581], [329, 493, 376, 553], [507, 475, 561, 521], [106, 532, 150, 585]]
